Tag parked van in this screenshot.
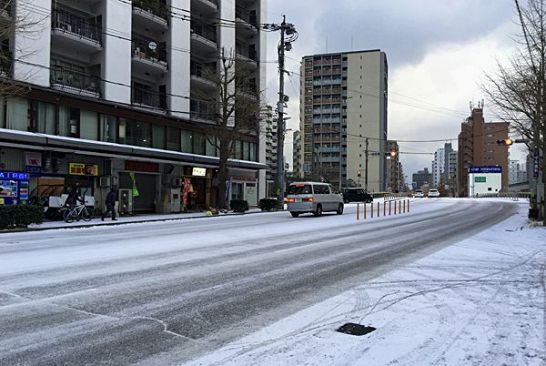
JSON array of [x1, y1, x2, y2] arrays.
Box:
[[285, 182, 344, 217]]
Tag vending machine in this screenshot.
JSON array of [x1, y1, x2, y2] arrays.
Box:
[[0, 171, 30, 205]]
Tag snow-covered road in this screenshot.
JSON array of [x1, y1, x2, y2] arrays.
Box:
[[0, 199, 539, 365]]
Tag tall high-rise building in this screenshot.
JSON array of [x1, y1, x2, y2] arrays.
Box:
[[432, 147, 445, 187], [262, 105, 277, 196], [432, 142, 456, 189], [298, 50, 388, 191], [292, 130, 302, 180], [0, 0, 266, 212], [386, 140, 402, 192], [457, 105, 509, 196]]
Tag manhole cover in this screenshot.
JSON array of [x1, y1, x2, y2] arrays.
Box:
[[336, 323, 376, 336]]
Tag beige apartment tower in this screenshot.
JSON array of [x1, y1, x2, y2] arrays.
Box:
[[296, 50, 388, 191]]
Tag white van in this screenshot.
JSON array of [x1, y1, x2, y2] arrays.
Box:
[[285, 182, 344, 217]]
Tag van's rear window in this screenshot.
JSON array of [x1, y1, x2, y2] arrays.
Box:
[[288, 184, 312, 194]]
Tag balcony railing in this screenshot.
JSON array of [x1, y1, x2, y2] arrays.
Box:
[[190, 99, 215, 121], [132, 38, 167, 63], [133, 0, 168, 20], [50, 66, 100, 94], [52, 9, 101, 44], [191, 21, 217, 43], [235, 7, 257, 27], [132, 85, 166, 109], [191, 62, 216, 79]]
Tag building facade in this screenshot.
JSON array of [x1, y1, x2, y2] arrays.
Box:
[[386, 140, 402, 192], [262, 105, 277, 196], [292, 129, 302, 180], [298, 49, 388, 191], [412, 167, 432, 190], [509, 160, 527, 185], [432, 142, 456, 190], [0, 0, 267, 212], [457, 106, 509, 196], [432, 147, 445, 188]]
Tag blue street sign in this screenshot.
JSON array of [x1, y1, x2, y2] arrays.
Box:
[[468, 166, 502, 174]]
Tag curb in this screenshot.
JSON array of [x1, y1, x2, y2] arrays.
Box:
[[1, 209, 271, 234]]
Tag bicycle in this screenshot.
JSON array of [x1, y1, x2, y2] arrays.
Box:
[[63, 203, 93, 223]]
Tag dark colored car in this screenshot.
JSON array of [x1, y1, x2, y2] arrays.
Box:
[[342, 188, 373, 203]]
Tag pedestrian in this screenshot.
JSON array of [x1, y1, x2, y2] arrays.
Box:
[[102, 186, 118, 221]]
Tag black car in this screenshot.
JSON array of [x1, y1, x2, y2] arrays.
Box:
[[342, 188, 373, 203]]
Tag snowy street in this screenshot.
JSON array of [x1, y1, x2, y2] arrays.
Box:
[[0, 199, 544, 365]]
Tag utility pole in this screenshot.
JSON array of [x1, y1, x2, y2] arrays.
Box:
[[364, 137, 369, 192], [263, 17, 298, 200], [276, 15, 286, 199]]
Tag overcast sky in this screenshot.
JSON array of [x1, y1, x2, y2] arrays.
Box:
[[263, 0, 527, 183]]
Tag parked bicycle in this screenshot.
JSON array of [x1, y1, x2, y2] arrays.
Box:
[[63, 203, 93, 223]]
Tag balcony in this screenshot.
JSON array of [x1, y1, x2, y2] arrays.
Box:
[[191, 62, 216, 89], [132, 0, 168, 31], [236, 46, 258, 69], [132, 37, 167, 74], [235, 7, 258, 34], [50, 66, 100, 98], [190, 99, 215, 123], [0, 51, 11, 77], [51, 9, 102, 53], [191, 22, 218, 54], [192, 0, 218, 15], [131, 83, 166, 111]]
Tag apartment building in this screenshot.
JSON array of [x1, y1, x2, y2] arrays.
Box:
[[292, 129, 302, 180], [509, 160, 527, 185], [297, 49, 388, 191], [262, 105, 277, 196], [432, 142, 455, 188], [457, 106, 509, 196], [0, 0, 266, 212], [386, 139, 402, 192], [432, 147, 445, 188]]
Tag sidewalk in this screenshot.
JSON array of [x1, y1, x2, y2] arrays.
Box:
[[19, 208, 264, 232]]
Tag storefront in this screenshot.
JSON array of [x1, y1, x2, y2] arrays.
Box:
[[117, 160, 160, 213]]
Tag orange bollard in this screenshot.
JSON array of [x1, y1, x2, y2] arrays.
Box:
[[377, 202, 380, 217], [356, 203, 360, 221], [363, 202, 367, 220], [370, 202, 374, 218]]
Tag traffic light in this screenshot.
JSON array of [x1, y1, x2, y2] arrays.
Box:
[[385, 149, 397, 158], [496, 138, 513, 146]]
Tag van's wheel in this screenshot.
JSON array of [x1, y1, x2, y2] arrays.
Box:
[[313, 205, 323, 217], [336, 203, 344, 215], [290, 212, 299, 218]]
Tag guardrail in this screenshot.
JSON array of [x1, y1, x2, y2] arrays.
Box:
[[472, 192, 531, 201]]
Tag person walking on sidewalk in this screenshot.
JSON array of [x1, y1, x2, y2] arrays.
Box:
[[102, 187, 118, 221]]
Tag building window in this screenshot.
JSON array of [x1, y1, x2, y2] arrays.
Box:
[[58, 106, 80, 137], [6, 97, 29, 131], [152, 125, 165, 149], [181, 130, 193, 153], [31, 101, 56, 135], [193, 132, 205, 155], [100, 114, 117, 143], [166, 126, 180, 151], [80, 110, 98, 140]]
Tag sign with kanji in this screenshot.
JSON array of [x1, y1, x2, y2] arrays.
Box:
[[69, 163, 99, 176]]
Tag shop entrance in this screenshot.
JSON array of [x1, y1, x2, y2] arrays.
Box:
[[119, 172, 157, 213]]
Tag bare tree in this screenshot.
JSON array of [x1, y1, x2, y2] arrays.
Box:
[[484, 0, 546, 223], [195, 49, 261, 209], [0, 0, 43, 96]]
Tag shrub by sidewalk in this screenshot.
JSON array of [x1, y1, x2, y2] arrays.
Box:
[[230, 200, 249, 213], [259, 198, 280, 211], [0, 205, 44, 230]]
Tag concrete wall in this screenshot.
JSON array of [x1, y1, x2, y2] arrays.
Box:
[[13, 0, 51, 86], [168, 0, 191, 118], [101, 0, 131, 103]]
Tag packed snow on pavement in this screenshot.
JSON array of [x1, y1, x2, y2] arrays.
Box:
[[185, 201, 546, 366]]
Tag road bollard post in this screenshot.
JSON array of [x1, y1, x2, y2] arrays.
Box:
[[356, 203, 360, 221]]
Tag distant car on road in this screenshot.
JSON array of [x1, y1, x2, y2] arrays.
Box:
[[342, 188, 373, 203], [414, 189, 425, 198], [428, 189, 440, 198]]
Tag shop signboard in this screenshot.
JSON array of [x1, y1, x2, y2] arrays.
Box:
[[0, 171, 30, 205], [125, 160, 159, 173], [69, 163, 99, 176], [468, 166, 502, 174], [192, 167, 206, 177], [25, 152, 42, 167]]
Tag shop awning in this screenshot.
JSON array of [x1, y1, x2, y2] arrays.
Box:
[[0, 128, 267, 171]]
